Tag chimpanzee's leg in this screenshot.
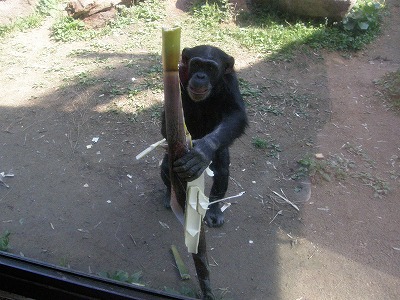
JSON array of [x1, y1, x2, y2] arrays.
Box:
[[204, 148, 230, 227], [160, 153, 171, 208]]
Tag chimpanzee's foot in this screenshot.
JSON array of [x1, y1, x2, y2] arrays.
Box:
[[204, 204, 224, 227], [202, 290, 215, 300]]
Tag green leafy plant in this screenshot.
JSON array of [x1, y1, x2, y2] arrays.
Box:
[[36, 0, 60, 16], [342, 0, 385, 32], [252, 137, 269, 149], [0, 231, 11, 252], [352, 172, 389, 198], [51, 17, 88, 41], [252, 137, 282, 158], [294, 156, 332, 182], [293, 154, 355, 182]]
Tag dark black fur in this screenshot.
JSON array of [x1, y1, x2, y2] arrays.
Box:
[[161, 45, 247, 227]]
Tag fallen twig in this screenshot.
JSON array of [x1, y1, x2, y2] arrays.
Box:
[[135, 138, 166, 160], [210, 256, 219, 267], [208, 191, 245, 205], [129, 234, 137, 246], [269, 210, 283, 224], [269, 188, 299, 211], [0, 174, 10, 189], [114, 222, 124, 248]]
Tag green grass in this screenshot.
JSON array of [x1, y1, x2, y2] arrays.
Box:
[[98, 270, 144, 286], [377, 69, 400, 111], [292, 154, 359, 182], [0, 13, 43, 38], [0, 231, 10, 252], [252, 137, 282, 158], [163, 285, 198, 298], [183, 0, 386, 58], [293, 154, 390, 198], [2, 0, 385, 56], [0, 0, 60, 39], [353, 171, 390, 198], [0, 0, 381, 57], [51, 0, 166, 42], [233, 0, 385, 57], [239, 78, 263, 99]]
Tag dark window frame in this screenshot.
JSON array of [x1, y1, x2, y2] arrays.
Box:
[[0, 252, 194, 300]]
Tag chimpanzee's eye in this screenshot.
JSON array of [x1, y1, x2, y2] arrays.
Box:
[[189, 58, 220, 77], [205, 62, 219, 78]]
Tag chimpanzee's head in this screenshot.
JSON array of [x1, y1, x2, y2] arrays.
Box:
[[179, 45, 235, 102]]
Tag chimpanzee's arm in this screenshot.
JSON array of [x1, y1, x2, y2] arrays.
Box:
[[173, 74, 247, 180]]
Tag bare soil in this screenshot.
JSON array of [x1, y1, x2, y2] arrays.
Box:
[[1, 1, 399, 299]]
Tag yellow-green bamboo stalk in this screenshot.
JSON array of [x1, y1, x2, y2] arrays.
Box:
[[162, 27, 214, 300], [162, 26, 181, 72], [162, 26, 187, 221]]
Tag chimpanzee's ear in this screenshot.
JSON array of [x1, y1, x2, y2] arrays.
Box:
[[225, 55, 235, 74], [179, 48, 190, 85], [181, 48, 190, 65]]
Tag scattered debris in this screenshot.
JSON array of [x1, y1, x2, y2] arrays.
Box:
[[0, 176, 9, 189], [0, 171, 14, 188], [0, 172, 14, 177], [129, 234, 137, 246], [221, 202, 231, 212], [317, 207, 330, 211], [159, 221, 170, 229]]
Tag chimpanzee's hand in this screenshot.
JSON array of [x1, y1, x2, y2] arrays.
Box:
[[173, 138, 215, 180]]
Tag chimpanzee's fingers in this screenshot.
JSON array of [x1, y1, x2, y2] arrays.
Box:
[[175, 163, 203, 179], [173, 155, 197, 172], [173, 151, 195, 168]]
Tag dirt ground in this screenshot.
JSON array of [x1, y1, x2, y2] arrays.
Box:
[[0, 0, 399, 299]]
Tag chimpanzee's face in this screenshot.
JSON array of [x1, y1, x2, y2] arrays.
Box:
[[179, 45, 235, 102], [186, 57, 220, 101]]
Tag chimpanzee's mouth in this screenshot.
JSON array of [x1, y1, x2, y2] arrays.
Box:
[[188, 86, 210, 101], [189, 87, 209, 95]]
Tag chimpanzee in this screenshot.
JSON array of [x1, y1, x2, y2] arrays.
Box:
[[161, 45, 248, 228]]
